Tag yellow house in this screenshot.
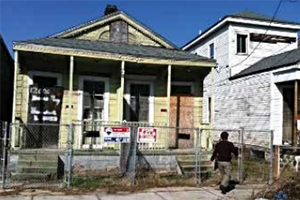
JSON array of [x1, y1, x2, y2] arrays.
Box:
[[11, 6, 215, 150]]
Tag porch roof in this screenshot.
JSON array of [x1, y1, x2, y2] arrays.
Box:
[[13, 38, 216, 67]]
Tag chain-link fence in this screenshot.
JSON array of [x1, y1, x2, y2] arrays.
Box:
[[0, 121, 9, 188], [3, 123, 70, 188], [199, 128, 273, 185], [2, 122, 274, 189], [279, 146, 300, 179]]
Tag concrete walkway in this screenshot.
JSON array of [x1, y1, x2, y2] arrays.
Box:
[[0, 185, 262, 200]]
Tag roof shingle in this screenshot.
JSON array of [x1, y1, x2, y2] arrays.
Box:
[[229, 11, 300, 25], [15, 38, 214, 63], [231, 47, 300, 79]]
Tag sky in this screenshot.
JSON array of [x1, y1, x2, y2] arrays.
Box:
[[0, 0, 300, 55]]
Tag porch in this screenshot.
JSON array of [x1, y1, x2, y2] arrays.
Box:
[[273, 66, 300, 147], [11, 39, 215, 150]]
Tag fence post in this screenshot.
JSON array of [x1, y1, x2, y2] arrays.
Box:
[[238, 127, 244, 184], [195, 128, 201, 186], [131, 127, 138, 185], [66, 123, 74, 187], [1, 122, 8, 189], [269, 130, 274, 184]]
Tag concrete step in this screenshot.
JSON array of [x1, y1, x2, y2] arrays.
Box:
[[19, 154, 58, 161], [176, 159, 211, 166], [18, 160, 58, 168], [176, 154, 212, 161], [11, 172, 54, 181], [181, 165, 213, 172], [17, 167, 58, 174]]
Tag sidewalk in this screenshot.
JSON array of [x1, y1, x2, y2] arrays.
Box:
[[0, 185, 263, 200]]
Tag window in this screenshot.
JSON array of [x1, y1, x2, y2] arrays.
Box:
[[202, 97, 212, 124], [99, 30, 110, 41], [237, 34, 248, 54], [209, 43, 214, 59], [129, 84, 150, 122], [32, 76, 57, 88]]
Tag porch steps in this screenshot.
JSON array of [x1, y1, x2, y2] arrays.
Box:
[[12, 151, 63, 182], [176, 151, 214, 178]]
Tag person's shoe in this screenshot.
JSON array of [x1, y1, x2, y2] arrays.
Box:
[[219, 185, 227, 194]]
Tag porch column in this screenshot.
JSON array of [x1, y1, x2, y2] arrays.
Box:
[[12, 51, 19, 124], [293, 80, 298, 146], [167, 64, 172, 125], [68, 56, 74, 123], [119, 60, 125, 122], [11, 51, 19, 148]]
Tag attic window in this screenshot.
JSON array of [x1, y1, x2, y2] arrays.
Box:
[[128, 33, 137, 44], [99, 30, 110, 41], [237, 34, 248, 54]]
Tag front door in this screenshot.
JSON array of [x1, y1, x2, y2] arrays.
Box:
[[129, 84, 150, 122], [169, 85, 194, 149], [282, 87, 294, 144]]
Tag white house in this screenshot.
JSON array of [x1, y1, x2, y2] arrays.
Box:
[[182, 11, 300, 146]]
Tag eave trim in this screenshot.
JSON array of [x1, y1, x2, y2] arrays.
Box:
[[14, 43, 215, 67]]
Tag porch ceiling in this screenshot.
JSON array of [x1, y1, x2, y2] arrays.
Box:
[[13, 38, 216, 67]]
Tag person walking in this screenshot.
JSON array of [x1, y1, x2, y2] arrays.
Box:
[[210, 131, 238, 194]]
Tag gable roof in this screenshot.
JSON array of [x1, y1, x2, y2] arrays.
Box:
[[231, 47, 300, 79], [229, 11, 300, 26], [14, 38, 215, 66], [182, 11, 300, 50], [49, 11, 177, 49]]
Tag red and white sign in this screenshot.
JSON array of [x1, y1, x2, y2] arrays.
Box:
[[103, 127, 130, 143], [137, 127, 157, 143]]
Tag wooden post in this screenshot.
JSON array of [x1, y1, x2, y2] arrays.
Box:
[[273, 145, 280, 179], [293, 80, 298, 147], [119, 61, 125, 122], [12, 51, 19, 124], [11, 51, 19, 148], [69, 56, 74, 123], [166, 64, 171, 149], [167, 65, 172, 124]]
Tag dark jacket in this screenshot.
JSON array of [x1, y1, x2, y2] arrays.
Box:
[[210, 140, 238, 162]]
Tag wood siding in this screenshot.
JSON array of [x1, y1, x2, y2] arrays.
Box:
[[187, 20, 299, 147]]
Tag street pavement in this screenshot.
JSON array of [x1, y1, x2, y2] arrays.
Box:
[[0, 185, 263, 200]]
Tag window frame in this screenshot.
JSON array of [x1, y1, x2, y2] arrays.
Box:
[[78, 75, 110, 122], [236, 33, 249, 55], [124, 80, 154, 124], [209, 43, 215, 59], [28, 71, 63, 86]]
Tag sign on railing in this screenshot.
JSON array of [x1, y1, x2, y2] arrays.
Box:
[[103, 127, 131, 143], [137, 127, 157, 143]]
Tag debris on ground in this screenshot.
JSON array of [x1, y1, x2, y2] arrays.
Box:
[[254, 171, 300, 200]]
